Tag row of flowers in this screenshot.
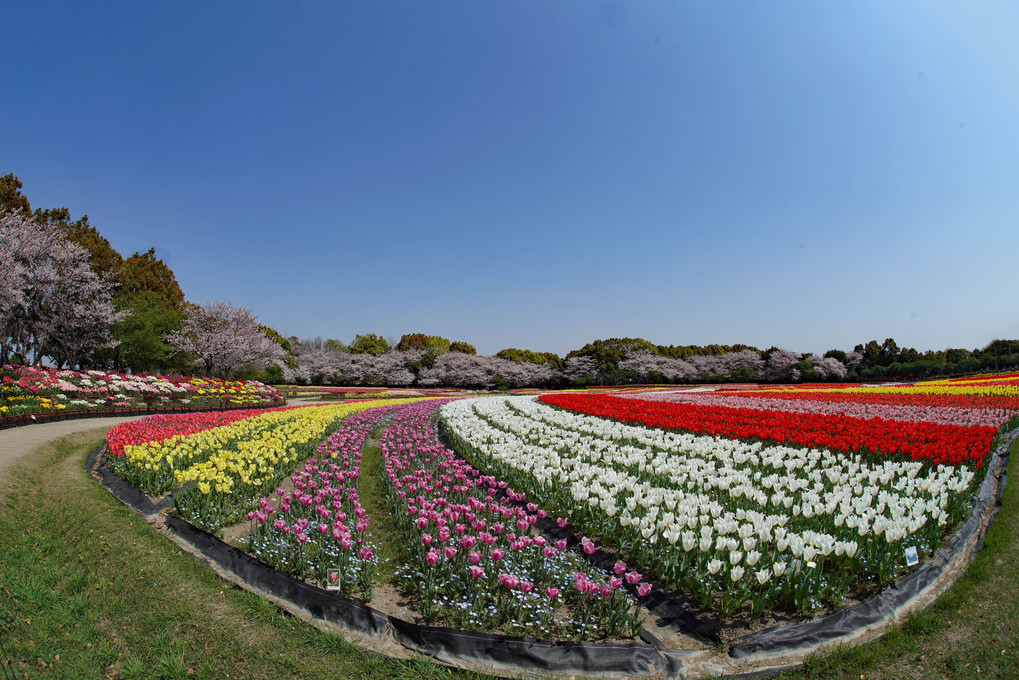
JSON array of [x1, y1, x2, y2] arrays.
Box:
[[630, 390, 1019, 429], [1, 364, 283, 417], [106, 399, 422, 533], [539, 393, 997, 466], [244, 405, 409, 599], [440, 397, 980, 615], [380, 400, 646, 639]]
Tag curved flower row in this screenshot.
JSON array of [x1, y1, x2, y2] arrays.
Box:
[[108, 399, 423, 532], [1, 364, 282, 416], [441, 397, 977, 615], [244, 404, 407, 599], [381, 400, 644, 639], [630, 391, 1019, 429], [540, 393, 996, 466], [105, 405, 310, 457]]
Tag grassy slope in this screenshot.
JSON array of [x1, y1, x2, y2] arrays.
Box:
[[0, 429, 1015, 679], [0, 429, 491, 680]]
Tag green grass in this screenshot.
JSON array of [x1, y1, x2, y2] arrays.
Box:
[[1, 429, 1017, 679], [357, 434, 404, 585], [0, 429, 495, 680]]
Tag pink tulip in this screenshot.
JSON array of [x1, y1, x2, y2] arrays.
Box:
[[637, 582, 653, 597], [613, 561, 627, 575], [443, 546, 458, 560], [625, 570, 642, 584], [425, 550, 439, 565], [546, 587, 559, 599], [470, 566, 485, 579]]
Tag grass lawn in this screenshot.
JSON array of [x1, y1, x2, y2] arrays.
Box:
[[0, 429, 492, 680], [0, 427, 1015, 679]]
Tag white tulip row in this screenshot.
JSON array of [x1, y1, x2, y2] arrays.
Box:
[[441, 396, 977, 589]]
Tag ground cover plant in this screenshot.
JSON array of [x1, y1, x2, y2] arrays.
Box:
[[1, 364, 282, 418], [441, 386, 1007, 618]]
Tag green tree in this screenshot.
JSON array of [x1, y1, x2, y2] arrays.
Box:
[[110, 291, 185, 373], [55, 215, 124, 281], [449, 341, 476, 355], [396, 333, 429, 352], [348, 333, 391, 356], [0, 173, 32, 214], [117, 249, 185, 307]]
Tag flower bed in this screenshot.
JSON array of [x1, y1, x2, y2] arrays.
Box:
[[1, 364, 283, 419], [629, 390, 1019, 428], [441, 396, 983, 616], [105, 398, 648, 641], [539, 393, 996, 466], [244, 405, 408, 599], [106, 400, 421, 533], [380, 400, 643, 639]]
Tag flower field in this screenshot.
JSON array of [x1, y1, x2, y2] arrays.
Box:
[[1, 364, 283, 418], [101, 372, 1018, 642], [106, 399, 422, 532], [441, 388, 1008, 617], [381, 400, 643, 638]]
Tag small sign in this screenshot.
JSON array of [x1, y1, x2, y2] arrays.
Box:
[[904, 545, 919, 567], [326, 568, 341, 591]]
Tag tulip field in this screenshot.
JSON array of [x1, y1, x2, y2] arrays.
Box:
[[102, 374, 1019, 644]]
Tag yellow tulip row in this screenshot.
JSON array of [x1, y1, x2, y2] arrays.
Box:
[[120, 400, 423, 495]]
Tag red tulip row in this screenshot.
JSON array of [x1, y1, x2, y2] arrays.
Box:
[[722, 389, 1019, 411], [104, 404, 307, 456], [539, 393, 997, 467]]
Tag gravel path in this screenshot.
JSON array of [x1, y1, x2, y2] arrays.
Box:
[[0, 399, 320, 476], [0, 417, 141, 476]]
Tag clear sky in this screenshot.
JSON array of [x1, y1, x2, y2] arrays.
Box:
[[4, 1, 1018, 357]]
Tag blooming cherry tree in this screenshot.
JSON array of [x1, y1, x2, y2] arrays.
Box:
[[167, 301, 285, 377]]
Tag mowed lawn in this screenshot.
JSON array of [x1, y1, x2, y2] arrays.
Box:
[[0, 426, 1015, 680]]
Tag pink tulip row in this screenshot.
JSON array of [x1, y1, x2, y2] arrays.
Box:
[[380, 400, 645, 638], [244, 404, 405, 598], [630, 390, 1018, 428]]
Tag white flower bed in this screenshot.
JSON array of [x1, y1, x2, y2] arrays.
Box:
[[441, 397, 978, 614]]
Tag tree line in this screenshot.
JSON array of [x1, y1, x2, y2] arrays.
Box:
[[2, 172, 1015, 388]]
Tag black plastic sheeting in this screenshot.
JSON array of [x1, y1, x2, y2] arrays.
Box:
[[88, 419, 1016, 677], [164, 512, 670, 676], [729, 429, 1016, 660], [88, 443, 675, 678]]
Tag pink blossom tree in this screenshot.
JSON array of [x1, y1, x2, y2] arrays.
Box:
[[167, 301, 285, 378], [1, 211, 124, 367]]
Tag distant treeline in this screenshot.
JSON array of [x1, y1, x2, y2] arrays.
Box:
[[4, 172, 1015, 389]]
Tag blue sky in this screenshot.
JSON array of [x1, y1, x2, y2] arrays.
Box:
[[4, 1, 1018, 356]]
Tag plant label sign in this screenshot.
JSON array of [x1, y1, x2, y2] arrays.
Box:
[[904, 545, 919, 567], [326, 568, 341, 591]]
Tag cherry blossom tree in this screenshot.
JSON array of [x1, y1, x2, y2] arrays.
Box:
[[810, 355, 849, 379], [620, 350, 697, 382], [563, 355, 599, 384], [761, 348, 803, 381], [1, 211, 124, 367], [167, 301, 285, 378]]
